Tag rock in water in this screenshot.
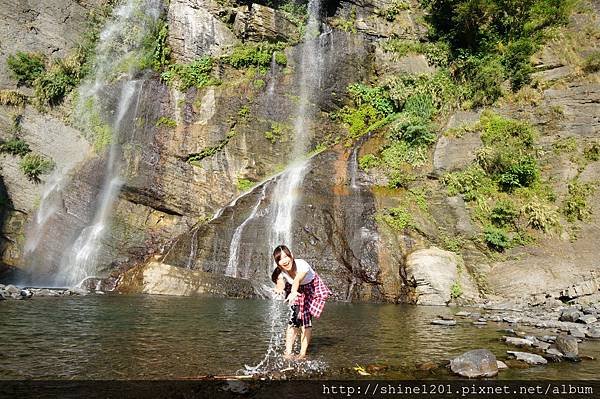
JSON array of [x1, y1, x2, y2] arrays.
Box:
[[503, 336, 534, 347], [507, 351, 548, 365], [560, 308, 582, 322], [586, 327, 600, 339], [450, 349, 498, 378], [577, 314, 597, 324], [431, 319, 457, 326], [555, 335, 578, 357]]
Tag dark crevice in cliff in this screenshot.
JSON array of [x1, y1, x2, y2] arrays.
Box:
[[120, 186, 184, 217]]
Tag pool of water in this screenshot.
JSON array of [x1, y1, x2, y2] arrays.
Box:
[[1, 295, 599, 379]]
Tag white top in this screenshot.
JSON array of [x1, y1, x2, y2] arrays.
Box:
[[279, 258, 315, 285]]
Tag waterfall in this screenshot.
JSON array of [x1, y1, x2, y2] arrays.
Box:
[[55, 80, 143, 286], [225, 184, 269, 277], [268, 0, 323, 252], [20, 0, 162, 287], [349, 146, 359, 190]]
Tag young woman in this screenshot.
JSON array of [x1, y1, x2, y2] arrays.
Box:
[[271, 245, 331, 359]]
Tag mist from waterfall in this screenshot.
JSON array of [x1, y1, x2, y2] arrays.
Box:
[[23, 0, 162, 287]]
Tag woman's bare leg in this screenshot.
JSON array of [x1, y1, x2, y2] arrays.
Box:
[[298, 327, 312, 359], [284, 326, 299, 357]]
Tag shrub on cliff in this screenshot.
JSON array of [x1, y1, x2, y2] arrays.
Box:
[[6, 52, 46, 87]]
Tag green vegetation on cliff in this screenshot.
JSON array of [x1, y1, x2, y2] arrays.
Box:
[[443, 112, 558, 251], [19, 153, 54, 182], [4, 2, 117, 108], [421, 0, 575, 101]]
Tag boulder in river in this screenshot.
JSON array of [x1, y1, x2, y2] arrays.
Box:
[[555, 335, 578, 357], [450, 349, 498, 378]]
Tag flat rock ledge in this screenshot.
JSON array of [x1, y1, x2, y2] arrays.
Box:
[[507, 351, 548, 365]]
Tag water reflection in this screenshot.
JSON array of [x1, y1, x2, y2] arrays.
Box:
[[1, 296, 600, 379]]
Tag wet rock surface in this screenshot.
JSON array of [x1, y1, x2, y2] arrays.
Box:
[[450, 349, 498, 378], [507, 351, 548, 365], [0, 284, 91, 300]]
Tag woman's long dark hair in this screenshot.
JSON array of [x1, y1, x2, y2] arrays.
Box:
[[271, 245, 295, 283]]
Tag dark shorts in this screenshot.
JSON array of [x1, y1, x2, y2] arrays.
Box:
[[289, 305, 312, 328]]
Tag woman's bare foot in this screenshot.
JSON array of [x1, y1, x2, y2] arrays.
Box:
[[283, 352, 295, 360], [296, 353, 307, 360]]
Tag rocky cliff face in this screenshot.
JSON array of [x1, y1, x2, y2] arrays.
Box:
[[1, 0, 599, 307]]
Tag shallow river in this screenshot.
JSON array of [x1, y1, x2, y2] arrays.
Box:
[[2, 295, 599, 379]]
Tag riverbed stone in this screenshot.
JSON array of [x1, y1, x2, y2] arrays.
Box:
[[456, 311, 471, 317], [450, 349, 498, 378], [560, 308, 582, 322], [545, 348, 564, 360], [556, 335, 578, 357], [586, 326, 600, 339], [541, 335, 557, 343], [569, 328, 586, 338], [533, 341, 551, 351], [496, 360, 508, 370], [503, 337, 534, 347], [431, 319, 457, 326], [507, 351, 548, 365], [576, 314, 597, 324], [5, 285, 19, 295]]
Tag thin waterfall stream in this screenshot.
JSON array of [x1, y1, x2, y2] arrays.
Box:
[[22, 0, 162, 287]]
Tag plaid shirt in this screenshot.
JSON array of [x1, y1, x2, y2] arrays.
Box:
[[285, 273, 331, 326]]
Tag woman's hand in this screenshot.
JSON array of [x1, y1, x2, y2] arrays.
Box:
[[285, 291, 299, 304], [274, 277, 285, 294]]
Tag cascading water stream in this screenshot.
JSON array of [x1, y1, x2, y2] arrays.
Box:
[[56, 80, 142, 287], [268, 0, 324, 251], [22, 0, 162, 287], [225, 184, 269, 277], [349, 147, 359, 190]]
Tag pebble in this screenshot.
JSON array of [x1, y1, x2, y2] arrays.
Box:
[[456, 311, 471, 317]]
